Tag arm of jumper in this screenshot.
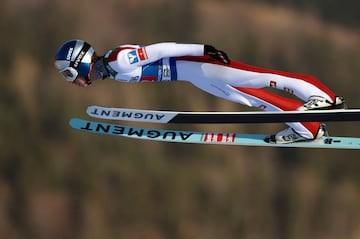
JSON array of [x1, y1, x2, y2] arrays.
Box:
[[140, 42, 204, 64]]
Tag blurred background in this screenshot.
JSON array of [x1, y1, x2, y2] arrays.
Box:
[[1, 0, 360, 238]]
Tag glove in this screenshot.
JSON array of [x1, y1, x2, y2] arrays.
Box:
[[204, 45, 230, 64]]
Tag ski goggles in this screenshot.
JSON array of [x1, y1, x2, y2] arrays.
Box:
[[59, 66, 79, 82]]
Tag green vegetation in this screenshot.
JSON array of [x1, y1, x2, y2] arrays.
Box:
[[0, 0, 359, 238]]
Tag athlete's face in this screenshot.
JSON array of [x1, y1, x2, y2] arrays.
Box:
[[71, 62, 97, 87], [72, 76, 91, 87]]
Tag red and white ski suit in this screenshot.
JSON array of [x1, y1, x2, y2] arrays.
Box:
[[103, 42, 337, 139]]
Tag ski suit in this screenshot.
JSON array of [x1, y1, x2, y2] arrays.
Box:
[[102, 42, 337, 139]]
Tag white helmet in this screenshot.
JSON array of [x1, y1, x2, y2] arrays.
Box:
[[54, 39, 95, 82]]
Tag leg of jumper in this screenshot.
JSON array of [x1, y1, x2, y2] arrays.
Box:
[[224, 59, 337, 103], [176, 59, 326, 139], [177, 56, 337, 103], [233, 87, 321, 139]]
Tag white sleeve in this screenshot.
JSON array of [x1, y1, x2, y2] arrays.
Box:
[[140, 42, 204, 64], [108, 43, 205, 79]]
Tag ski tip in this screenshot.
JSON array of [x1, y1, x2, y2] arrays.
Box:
[[69, 118, 81, 127], [86, 105, 96, 112], [69, 118, 75, 126]]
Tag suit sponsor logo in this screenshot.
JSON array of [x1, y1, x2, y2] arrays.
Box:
[[270, 80, 277, 88], [137, 48, 148, 61], [128, 50, 139, 64], [128, 48, 148, 64]]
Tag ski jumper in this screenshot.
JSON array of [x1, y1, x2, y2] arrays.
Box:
[[103, 42, 337, 139]]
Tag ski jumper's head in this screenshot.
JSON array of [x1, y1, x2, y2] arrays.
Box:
[[55, 39, 95, 87]]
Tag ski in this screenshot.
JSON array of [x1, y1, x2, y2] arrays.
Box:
[[87, 105, 360, 124], [69, 118, 360, 149]]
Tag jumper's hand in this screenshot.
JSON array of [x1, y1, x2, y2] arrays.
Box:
[[204, 45, 230, 64]]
